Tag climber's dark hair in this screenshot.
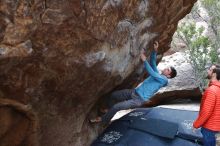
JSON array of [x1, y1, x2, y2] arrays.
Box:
[[170, 66, 177, 78]]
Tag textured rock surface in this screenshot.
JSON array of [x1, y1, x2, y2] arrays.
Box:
[[0, 0, 197, 146], [145, 52, 202, 106]]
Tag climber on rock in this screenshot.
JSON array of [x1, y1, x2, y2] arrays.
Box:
[[90, 41, 177, 124]]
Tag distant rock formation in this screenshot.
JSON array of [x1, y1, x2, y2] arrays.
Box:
[[0, 0, 197, 146]]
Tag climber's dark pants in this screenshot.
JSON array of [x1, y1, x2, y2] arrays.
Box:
[[101, 89, 145, 124]]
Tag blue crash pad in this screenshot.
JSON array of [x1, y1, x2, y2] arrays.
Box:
[[91, 107, 203, 146]]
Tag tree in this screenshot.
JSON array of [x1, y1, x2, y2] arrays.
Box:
[[201, 0, 220, 47], [173, 1, 220, 91], [176, 22, 211, 90]]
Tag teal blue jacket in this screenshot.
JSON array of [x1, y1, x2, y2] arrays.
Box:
[[135, 51, 168, 101]]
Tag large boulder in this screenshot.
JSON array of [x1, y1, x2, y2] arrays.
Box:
[[0, 0, 197, 146]]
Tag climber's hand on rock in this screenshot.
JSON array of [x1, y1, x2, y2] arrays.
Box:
[[154, 41, 159, 52]]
